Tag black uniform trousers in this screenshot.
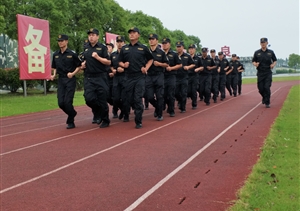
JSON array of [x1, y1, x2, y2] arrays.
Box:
[[57, 77, 77, 124], [84, 74, 110, 124], [229, 74, 238, 96], [164, 75, 176, 114], [198, 75, 204, 100], [187, 74, 199, 107], [146, 72, 164, 118], [218, 74, 227, 99], [113, 75, 126, 115], [226, 74, 232, 95], [199, 74, 212, 104], [124, 74, 145, 125], [175, 75, 188, 111], [257, 72, 272, 105], [238, 73, 242, 94], [211, 74, 219, 100]]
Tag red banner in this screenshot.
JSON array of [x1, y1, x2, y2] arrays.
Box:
[[17, 14, 51, 80], [105, 32, 119, 52]]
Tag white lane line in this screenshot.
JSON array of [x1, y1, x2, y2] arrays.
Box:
[[0, 108, 90, 128], [0, 117, 91, 138], [0, 90, 261, 194], [124, 87, 282, 211], [0, 106, 88, 122], [0, 110, 159, 156], [0, 89, 257, 156]]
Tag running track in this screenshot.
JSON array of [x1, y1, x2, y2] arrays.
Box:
[[0, 81, 299, 211]]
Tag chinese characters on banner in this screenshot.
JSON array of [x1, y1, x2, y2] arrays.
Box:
[[17, 14, 51, 80], [105, 32, 119, 52], [221, 46, 231, 57]]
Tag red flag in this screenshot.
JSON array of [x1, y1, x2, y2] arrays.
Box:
[[17, 14, 51, 80], [105, 33, 119, 52]]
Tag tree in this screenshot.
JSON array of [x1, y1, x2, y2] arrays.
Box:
[[288, 54, 300, 69]]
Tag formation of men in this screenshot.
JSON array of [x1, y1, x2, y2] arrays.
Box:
[[52, 27, 276, 130]]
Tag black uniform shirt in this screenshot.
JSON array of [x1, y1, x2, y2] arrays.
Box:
[[211, 57, 220, 75], [200, 56, 216, 75], [252, 48, 277, 75], [219, 58, 230, 75], [177, 53, 194, 76], [189, 55, 202, 75], [230, 60, 242, 75], [118, 42, 153, 74], [110, 51, 124, 76], [52, 48, 81, 76], [82, 42, 110, 74], [164, 49, 181, 76], [148, 46, 169, 74]]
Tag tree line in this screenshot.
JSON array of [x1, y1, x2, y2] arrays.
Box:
[[0, 0, 202, 53]]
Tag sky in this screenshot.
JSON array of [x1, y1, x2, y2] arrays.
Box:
[[115, 0, 299, 59]]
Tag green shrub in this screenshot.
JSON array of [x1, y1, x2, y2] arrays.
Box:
[[76, 70, 84, 91]]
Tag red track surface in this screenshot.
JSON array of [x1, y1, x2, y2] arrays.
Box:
[[0, 81, 299, 211]]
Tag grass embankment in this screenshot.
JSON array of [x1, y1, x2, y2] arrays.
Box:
[[229, 84, 300, 211]]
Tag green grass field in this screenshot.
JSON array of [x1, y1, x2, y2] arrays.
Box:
[[0, 91, 85, 117], [229, 84, 300, 211]]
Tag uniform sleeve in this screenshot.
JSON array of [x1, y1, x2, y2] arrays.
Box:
[[73, 53, 82, 67], [144, 46, 154, 61], [101, 45, 110, 60], [197, 58, 203, 67], [211, 58, 216, 66], [118, 48, 124, 63], [51, 53, 56, 69], [162, 51, 169, 64], [188, 55, 195, 65], [175, 53, 182, 65]]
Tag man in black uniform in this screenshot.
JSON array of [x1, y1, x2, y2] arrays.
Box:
[[111, 36, 126, 120], [162, 38, 182, 117], [217, 52, 231, 101], [229, 54, 242, 97], [199, 47, 216, 105], [237, 56, 244, 95], [51, 34, 82, 129], [175, 41, 195, 113], [210, 49, 220, 103], [106, 43, 117, 118], [146, 33, 169, 121], [81, 28, 111, 128], [252, 37, 277, 108], [188, 44, 203, 109], [118, 27, 153, 129]]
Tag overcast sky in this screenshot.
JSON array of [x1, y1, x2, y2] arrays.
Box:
[[115, 0, 299, 59]]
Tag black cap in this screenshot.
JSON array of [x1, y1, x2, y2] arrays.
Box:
[[260, 37, 268, 43], [201, 47, 208, 52], [57, 34, 68, 41], [218, 51, 223, 55], [128, 27, 140, 34], [188, 44, 196, 49], [116, 35, 125, 42], [106, 43, 114, 48], [237, 56, 240, 59], [87, 28, 99, 35], [176, 41, 184, 47], [210, 49, 216, 53], [232, 54, 237, 57], [162, 38, 171, 44], [148, 33, 158, 39]]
